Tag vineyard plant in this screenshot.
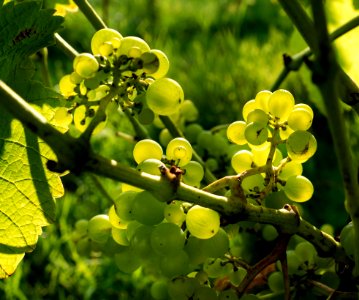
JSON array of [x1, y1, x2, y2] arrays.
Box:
[[1, 0, 359, 299]]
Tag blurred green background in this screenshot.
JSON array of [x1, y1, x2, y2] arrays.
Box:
[[0, 0, 353, 299]]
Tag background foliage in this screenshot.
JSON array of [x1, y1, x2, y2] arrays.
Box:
[[0, 0, 357, 299]]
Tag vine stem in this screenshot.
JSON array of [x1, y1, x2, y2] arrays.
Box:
[[73, 0, 106, 30], [54, 33, 79, 59], [0, 80, 349, 263]]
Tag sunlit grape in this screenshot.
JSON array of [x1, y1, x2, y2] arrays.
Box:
[[166, 137, 192, 167], [133, 139, 163, 164], [283, 175, 314, 202], [286, 130, 317, 162], [91, 28, 123, 56], [186, 205, 220, 239], [231, 150, 254, 173], [73, 53, 99, 78], [268, 89, 295, 122], [227, 121, 247, 145]]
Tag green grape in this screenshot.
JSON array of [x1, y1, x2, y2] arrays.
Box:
[[146, 78, 184, 116], [206, 133, 228, 157], [137, 158, 165, 176], [186, 205, 220, 239], [267, 271, 284, 292], [130, 224, 155, 259], [180, 100, 199, 122], [295, 241, 317, 266], [218, 289, 239, 300], [76, 237, 91, 256], [254, 90, 272, 113], [227, 121, 247, 145], [150, 279, 169, 300], [114, 247, 141, 273], [294, 103, 314, 118], [283, 175, 314, 202], [195, 270, 209, 284], [205, 157, 219, 172], [228, 267, 247, 286], [320, 224, 334, 236], [164, 201, 186, 225], [114, 191, 137, 221], [287, 108, 313, 131], [150, 222, 185, 255], [247, 109, 269, 126], [183, 161, 204, 186], [160, 249, 190, 278], [91, 28, 123, 56], [117, 36, 150, 58], [185, 123, 203, 144], [242, 99, 257, 121], [108, 205, 128, 229], [138, 107, 155, 125], [244, 122, 269, 146], [241, 174, 265, 194], [321, 271, 340, 290], [87, 214, 112, 243], [140, 51, 160, 74], [73, 53, 99, 78], [192, 286, 218, 300], [133, 139, 163, 164], [166, 137, 193, 167], [159, 128, 172, 146], [73, 105, 106, 134], [132, 191, 165, 225], [231, 150, 254, 173], [184, 235, 209, 265], [201, 228, 230, 258], [262, 224, 278, 241], [167, 277, 199, 300], [74, 219, 88, 237], [126, 220, 142, 241], [87, 84, 110, 101], [278, 161, 303, 180], [111, 227, 130, 246], [52, 107, 73, 127], [285, 250, 302, 275], [286, 130, 317, 162], [268, 89, 295, 122], [145, 49, 170, 79], [70, 71, 83, 84], [59, 74, 77, 97], [340, 222, 355, 259], [251, 144, 270, 166], [203, 258, 232, 278]]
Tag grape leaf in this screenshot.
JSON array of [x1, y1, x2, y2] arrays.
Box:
[[0, 0, 65, 278]]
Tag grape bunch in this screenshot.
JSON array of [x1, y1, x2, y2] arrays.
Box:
[[226, 89, 317, 203], [54, 28, 184, 133]]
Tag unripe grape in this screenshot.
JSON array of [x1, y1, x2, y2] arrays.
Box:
[[166, 137, 192, 167], [118, 36, 150, 58], [254, 90, 272, 113], [87, 214, 111, 243], [278, 161, 303, 180], [114, 191, 137, 221], [245, 122, 269, 145], [137, 158, 165, 176], [114, 248, 141, 273], [59, 74, 77, 97], [286, 130, 317, 162], [284, 175, 314, 202], [164, 201, 186, 225], [91, 28, 123, 55], [111, 227, 130, 246], [268, 89, 295, 122], [150, 279, 169, 300], [287, 108, 313, 131], [133, 139, 163, 164], [186, 205, 220, 239], [227, 121, 247, 145], [132, 191, 165, 225], [146, 78, 184, 116], [108, 205, 128, 229], [138, 107, 155, 125], [242, 99, 257, 121], [142, 49, 170, 79], [160, 249, 190, 278], [183, 161, 204, 186], [150, 222, 185, 255], [192, 286, 218, 300], [231, 150, 254, 173], [73, 53, 99, 78], [247, 109, 269, 126], [340, 222, 355, 259], [241, 174, 265, 194], [267, 271, 284, 292], [180, 100, 198, 122]]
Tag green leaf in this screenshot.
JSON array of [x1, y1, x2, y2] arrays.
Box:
[[0, 111, 64, 278], [0, 0, 64, 81]]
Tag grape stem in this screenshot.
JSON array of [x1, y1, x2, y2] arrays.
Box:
[[0, 80, 350, 266], [73, 0, 107, 31], [54, 33, 79, 59]]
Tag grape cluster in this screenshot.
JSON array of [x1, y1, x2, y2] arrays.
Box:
[[54, 28, 184, 133], [227, 89, 317, 203]]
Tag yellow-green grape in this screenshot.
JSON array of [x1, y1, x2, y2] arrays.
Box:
[[182, 161, 204, 186], [247, 109, 269, 126], [87, 214, 112, 243], [244, 122, 269, 145], [231, 150, 254, 173], [268, 89, 295, 122], [111, 227, 130, 246], [164, 201, 186, 226], [227, 121, 247, 145], [159, 128, 172, 146], [286, 130, 317, 162], [340, 222, 355, 260], [138, 107, 155, 125], [118, 36, 150, 58], [146, 49, 170, 79], [294, 103, 314, 118], [52, 107, 73, 127], [132, 191, 165, 225], [242, 99, 257, 121], [268, 271, 284, 293], [180, 100, 199, 122], [91, 28, 123, 56], [150, 279, 169, 300], [87, 84, 110, 101], [287, 107, 313, 131], [150, 222, 185, 255], [140, 51, 159, 74], [137, 158, 165, 176], [166, 137, 192, 167], [70, 71, 83, 84], [254, 90, 272, 113], [133, 139, 163, 164], [59, 74, 77, 97], [283, 175, 314, 202], [73, 105, 106, 133], [186, 205, 220, 239], [108, 205, 128, 229], [279, 125, 294, 140], [160, 249, 190, 278], [146, 78, 184, 116], [278, 161, 303, 180], [73, 53, 99, 78], [114, 191, 137, 221], [241, 174, 265, 194]]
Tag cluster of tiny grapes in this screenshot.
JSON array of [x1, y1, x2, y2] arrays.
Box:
[[227, 89, 317, 203], [54, 27, 185, 133]]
